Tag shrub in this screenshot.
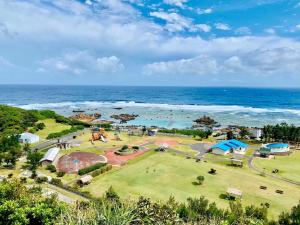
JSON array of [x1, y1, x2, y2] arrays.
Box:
[[35, 122, 46, 130], [91, 165, 113, 177], [50, 178, 63, 186], [121, 145, 129, 151], [36, 176, 48, 183], [196, 175, 205, 185], [20, 177, 27, 183], [132, 146, 139, 150], [56, 171, 66, 177], [158, 128, 212, 138], [78, 163, 107, 175], [46, 164, 56, 173], [46, 125, 84, 139], [7, 173, 13, 178]]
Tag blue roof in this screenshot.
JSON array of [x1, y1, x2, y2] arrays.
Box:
[[211, 139, 248, 152], [266, 143, 289, 149]]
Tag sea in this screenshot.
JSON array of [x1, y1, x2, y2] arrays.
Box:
[[1, 85, 300, 129]]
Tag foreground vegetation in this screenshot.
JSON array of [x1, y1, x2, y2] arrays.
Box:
[[1, 179, 300, 225]]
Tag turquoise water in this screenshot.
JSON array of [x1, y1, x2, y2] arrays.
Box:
[[1, 85, 300, 128]]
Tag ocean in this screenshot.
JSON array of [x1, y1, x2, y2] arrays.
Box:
[[1, 84, 300, 129]]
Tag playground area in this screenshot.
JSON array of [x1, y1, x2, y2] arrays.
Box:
[[104, 148, 149, 166], [57, 152, 107, 173]]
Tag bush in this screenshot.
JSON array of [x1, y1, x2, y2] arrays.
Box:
[[7, 173, 13, 178], [50, 178, 63, 186], [35, 122, 46, 130], [56, 171, 66, 177], [36, 176, 48, 183], [121, 145, 129, 151], [78, 163, 107, 175], [132, 146, 139, 150], [159, 128, 212, 138], [91, 165, 113, 177], [20, 177, 27, 183], [46, 164, 56, 173], [196, 175, 205, 185], [46, 125, 85, 139]]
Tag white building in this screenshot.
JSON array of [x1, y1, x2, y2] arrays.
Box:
[[249, 128, 262, 140], [39, 147, 60, 166], [260, 143, 290, 155], [19, 132, 40, 144]]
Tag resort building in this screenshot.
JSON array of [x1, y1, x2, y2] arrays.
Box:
[[211, 139, 248, 155], [260, 143, 290, 156], [19, 132, 40, 144], [39, 147, 60, 166], [249, 128, 262, 140]]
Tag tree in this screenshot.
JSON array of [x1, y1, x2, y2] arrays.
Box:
[[142, 126, 147, 136], [227, 131, 235, 140], [0, 135, 22, 167], [105, 186, 120, 203], [27, 150, 43, 171], [196, 175, 205, 185], [239, 127, 250, 139], [23, 143, 31, 154]]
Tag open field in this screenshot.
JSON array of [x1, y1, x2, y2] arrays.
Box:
[[36, 119, 71, 140], [254, 150, 300, 182], [83, 150, 300, 219]]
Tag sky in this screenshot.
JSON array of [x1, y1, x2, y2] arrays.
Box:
[[0, 0, 300, 87]]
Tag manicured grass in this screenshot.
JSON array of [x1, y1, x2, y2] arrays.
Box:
[[254, 150, 300, 182], [83, 151, 300, 219], [36, 119, 71, 140]]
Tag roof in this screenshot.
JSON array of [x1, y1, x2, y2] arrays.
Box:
[[266, 143, 289, 149], [40, 147, 60, 162], [19, 132, 39, 139], [80, 175, 93, 183], [211, 139, 248, 151], [227, 188, 242, 196]]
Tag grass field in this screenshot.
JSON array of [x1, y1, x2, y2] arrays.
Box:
[[36, 119, 71, 140], [254, 150, 300, 182], [83, 151, 300, 219]]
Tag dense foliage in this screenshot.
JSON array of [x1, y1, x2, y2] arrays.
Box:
[[263, 123, 300, 143], [78, 162, 107, 175], [1, 179, 300, 224], [0, 135, 22, 167], [46, 125, 85, 139], [159, 128, 212, 138]]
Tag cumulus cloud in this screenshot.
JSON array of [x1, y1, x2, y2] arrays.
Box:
[[39, 51, 124, 75], [265, 28, 276, 34], [144, 47, 300, 76], [215, 23, 231, 31], [196, 8, 213, 15], [193, 24, 211, 33], [144, 56, 218, 75], [163, 0, 188, 8]]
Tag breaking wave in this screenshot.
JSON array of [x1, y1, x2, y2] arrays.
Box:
[[9, 101, 300, 116]]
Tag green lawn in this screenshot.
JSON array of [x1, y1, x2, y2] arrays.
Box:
[[83, 151, 300, 219], [254, 150, 300, 182], [36, 119, 71, 140]]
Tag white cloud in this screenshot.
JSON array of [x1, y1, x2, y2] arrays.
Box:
[[296, 24, 300, 30], [144, 56, 218, 75], [235, 27, 251, 35], [39, 51, 124, 75], [144, 47, 300, 77], [265, 28, 276, 34], [150, 11, 192, 32], [163, 0, 188, 8], [196, 8, 213, 15], [215, 23, 231, 31], [0, 56, 13, 67], [194, 24, 211, 33]]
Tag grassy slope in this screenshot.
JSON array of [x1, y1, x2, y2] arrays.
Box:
[[36, 119, 71, 140], [83, 151, 300, 219], [254, 150, 300, 182]]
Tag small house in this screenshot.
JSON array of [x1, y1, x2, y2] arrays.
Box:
[[39, 147, 60, 166], [78, 175, 93, 185], [249, 128, 262, 140], [19, 132, 40, 144], [260, 143, 290, 156], [148, 129, 158, 136], [211, 139, 248, 155]]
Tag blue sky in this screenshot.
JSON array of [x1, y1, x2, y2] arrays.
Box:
[[0, 0, 300, 87]]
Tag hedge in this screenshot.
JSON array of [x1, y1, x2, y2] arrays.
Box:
[[78, 163, 107, 175], [91, 165, 113, 177], [159, 128, 211, 138], [46, 125, 85, 139]]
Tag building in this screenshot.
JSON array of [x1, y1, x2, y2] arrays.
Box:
[[148, 129, 158, 136], [249, 128, 262, 140], [260, 143, 290, 156], [211, 139, 248, 155], [78, 175, 93, 185], [39, 147, 60, 166], [19, 132, 40, 144]]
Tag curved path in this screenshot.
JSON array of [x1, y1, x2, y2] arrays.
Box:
[[248, 156, 300, 186]]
